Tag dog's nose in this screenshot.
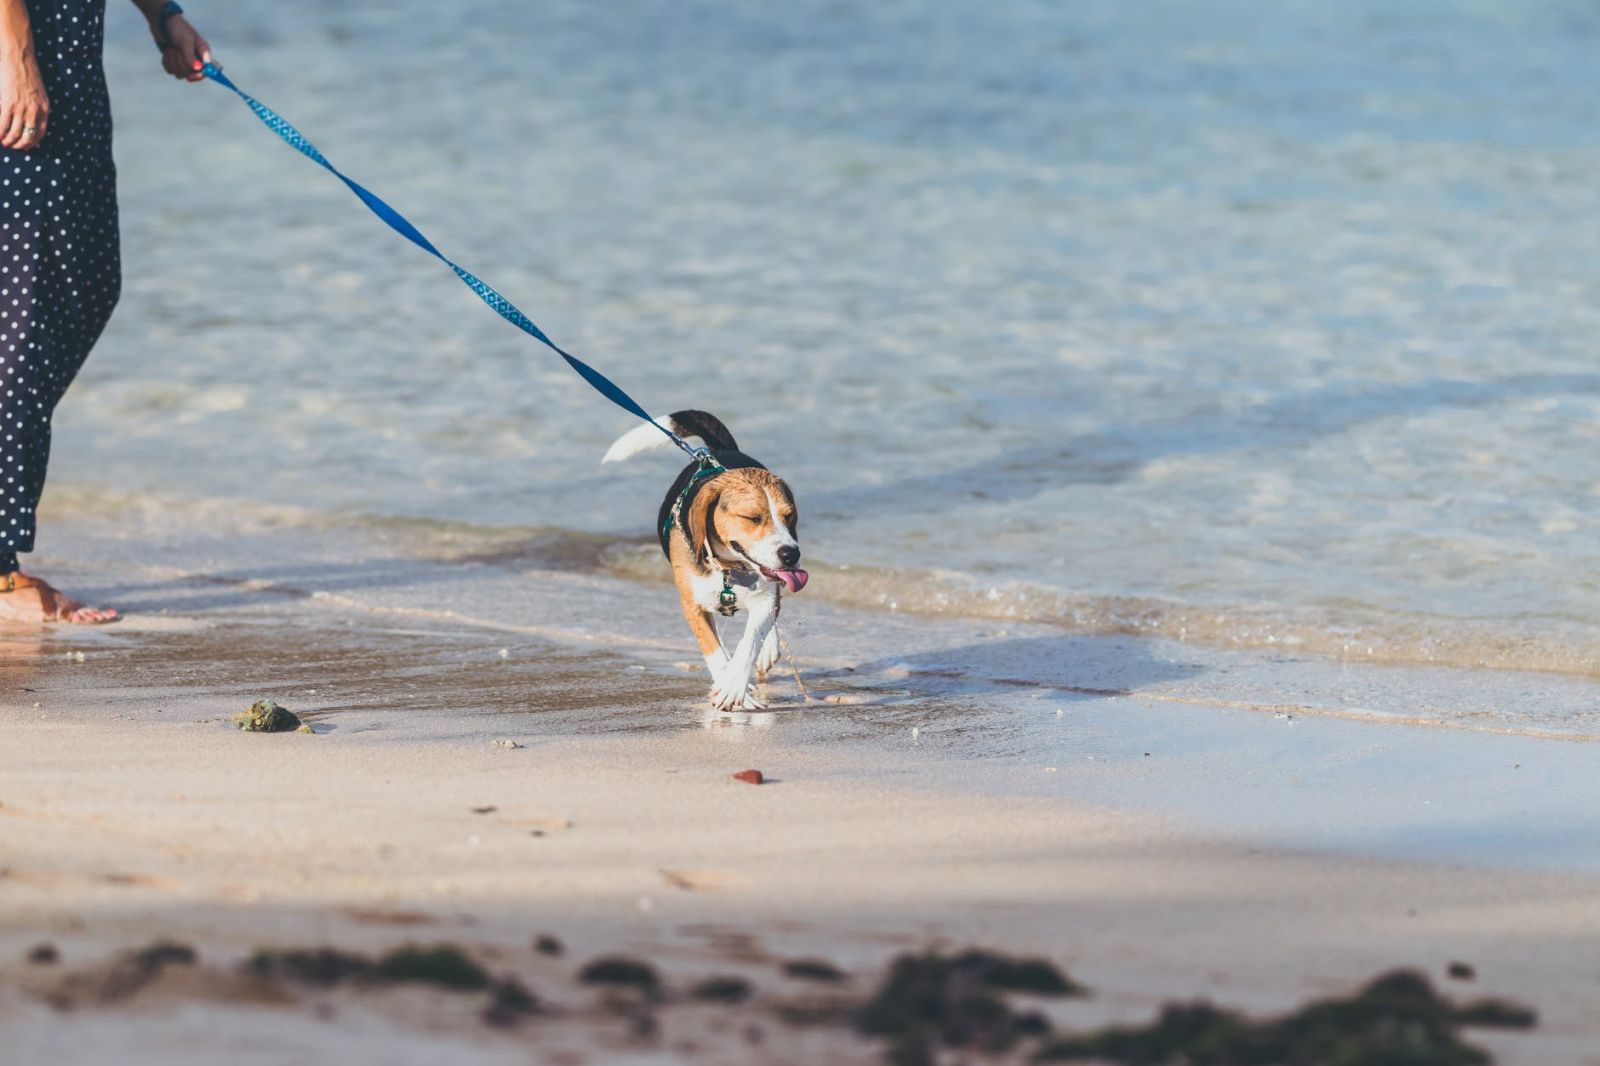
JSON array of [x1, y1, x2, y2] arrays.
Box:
[[777, 545, 801, 568]]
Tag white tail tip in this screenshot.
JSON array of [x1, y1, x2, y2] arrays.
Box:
[[603, 416, 685, 464]]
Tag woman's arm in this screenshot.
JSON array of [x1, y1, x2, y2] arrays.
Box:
[[0, 0, 48, 150], [129, 0, 212, 82]]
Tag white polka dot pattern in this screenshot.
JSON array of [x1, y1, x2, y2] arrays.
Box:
[[0, 0, 120, 567]]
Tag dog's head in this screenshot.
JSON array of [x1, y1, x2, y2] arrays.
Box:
[[685, 468, 808, 592]]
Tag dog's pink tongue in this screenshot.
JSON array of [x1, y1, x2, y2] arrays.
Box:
[[775, 568, 808, 593]]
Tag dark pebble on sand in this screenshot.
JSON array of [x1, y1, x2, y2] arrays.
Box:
[[27, 943, 59, 965], [534, 934, 564, 957], [1447, 961, 1476, 981]]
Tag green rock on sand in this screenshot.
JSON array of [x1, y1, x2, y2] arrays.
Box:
[[233, 700, 303, 733]]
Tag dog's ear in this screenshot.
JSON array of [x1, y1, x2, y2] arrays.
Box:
[[685, 484, 721, 562], [775, 480, 799, 536]]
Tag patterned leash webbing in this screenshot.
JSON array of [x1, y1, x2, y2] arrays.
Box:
[[200, 63, 698, 460]]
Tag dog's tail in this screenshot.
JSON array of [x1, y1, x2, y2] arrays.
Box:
[[602, 410, 739, 464]]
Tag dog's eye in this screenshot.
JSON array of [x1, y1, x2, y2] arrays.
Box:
[[737, 513, 762, 523]]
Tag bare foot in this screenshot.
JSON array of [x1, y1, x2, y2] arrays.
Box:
[[0, 572, 119, 625]]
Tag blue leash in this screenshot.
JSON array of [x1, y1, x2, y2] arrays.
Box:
[[199, 62, 698, 460]]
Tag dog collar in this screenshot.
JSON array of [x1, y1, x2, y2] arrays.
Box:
[[661, 452, 727, 544], [703, 548, 745, 616]]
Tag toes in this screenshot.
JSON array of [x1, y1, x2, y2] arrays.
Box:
[[709, 685, 761, 713], [65, 606, 117, 625]]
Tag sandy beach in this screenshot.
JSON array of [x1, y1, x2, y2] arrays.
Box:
[[5, 510, 1600, 1064]]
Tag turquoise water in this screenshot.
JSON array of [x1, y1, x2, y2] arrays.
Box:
[[50, 0, 1600, 675]]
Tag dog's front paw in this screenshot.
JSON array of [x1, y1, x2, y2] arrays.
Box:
[[708, 686, 764, 712], [709, 670, 765, 711]]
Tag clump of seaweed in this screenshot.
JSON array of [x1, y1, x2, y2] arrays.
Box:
[[1035, 969, 1536, 1065], [482, 976, 539, 1027], [955, 951, 1083, 996], [232, 699, 303, 733], [245, 941, 530, 1027], [579, 955, 662, 1000], [248, 943, 490, 991], [99, 941, 199, 1001], [246, 947, 375, 986], [784, 958, 848, 983], [375, 945, 489, 990], [855, 949, 1084, 1064], [693, 975, 755, 1004]]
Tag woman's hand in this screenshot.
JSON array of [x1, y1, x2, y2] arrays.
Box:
[[0, 48, 47, 151], [152, 11, 211, 82], [0, 0, 48, 151]]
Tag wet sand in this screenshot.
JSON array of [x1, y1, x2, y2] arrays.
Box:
[[4, 513, 1600, 1063]]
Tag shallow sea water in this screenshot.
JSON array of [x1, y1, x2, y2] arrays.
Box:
[[43, 0, 1600, 678]]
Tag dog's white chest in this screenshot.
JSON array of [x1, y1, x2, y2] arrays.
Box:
[[690, 567, 763, 615]]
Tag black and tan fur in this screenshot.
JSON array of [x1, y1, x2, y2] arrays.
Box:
[[605, 411, 805, 710]]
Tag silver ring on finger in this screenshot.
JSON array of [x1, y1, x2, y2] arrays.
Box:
[[22, 125, 36, 134]]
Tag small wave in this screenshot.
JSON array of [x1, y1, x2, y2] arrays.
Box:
[[814, 567, 1598, 680], [41, 486, 1598, 680], [601, 545, 1598, 680], [271, 515, 1600, 680]]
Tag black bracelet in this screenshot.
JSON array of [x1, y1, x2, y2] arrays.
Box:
[[156, 0, 184, 47]]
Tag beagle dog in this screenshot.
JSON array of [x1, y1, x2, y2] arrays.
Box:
[[604, 411, 807, 710]]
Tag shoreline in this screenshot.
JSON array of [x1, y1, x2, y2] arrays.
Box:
[[35, 482, 1600, 685]]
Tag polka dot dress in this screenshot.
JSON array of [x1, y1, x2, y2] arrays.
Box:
[[0, 0, 120, 574]]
